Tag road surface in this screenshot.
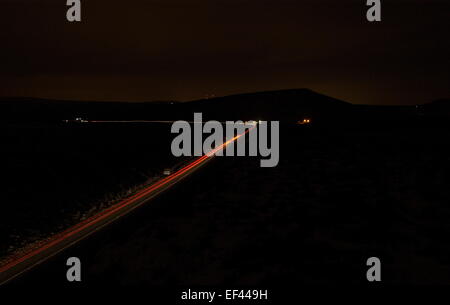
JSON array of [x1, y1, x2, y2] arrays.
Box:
[[0, 127, 253, 285]]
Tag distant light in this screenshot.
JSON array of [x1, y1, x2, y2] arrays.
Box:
[[297, 118, 312, 125]]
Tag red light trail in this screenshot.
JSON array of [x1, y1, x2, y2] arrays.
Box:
[[0, 126, 254, 284]]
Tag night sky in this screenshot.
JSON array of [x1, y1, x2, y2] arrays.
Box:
[[0, 0, 449, 105]]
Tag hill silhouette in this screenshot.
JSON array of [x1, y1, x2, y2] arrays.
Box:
[[0, 98, 179, 123], [2, 89, 443, 125], [422, 99, 450, 116], [184, 89, 352, 122], [0, 89, 352, 123]]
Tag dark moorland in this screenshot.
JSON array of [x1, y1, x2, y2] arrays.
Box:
[[2, 89, 450, 284]]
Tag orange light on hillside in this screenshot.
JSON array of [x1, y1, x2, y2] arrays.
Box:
[[297, 118, 312, 125]]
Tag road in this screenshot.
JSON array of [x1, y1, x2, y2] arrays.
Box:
[[0, 127, 253, 285]]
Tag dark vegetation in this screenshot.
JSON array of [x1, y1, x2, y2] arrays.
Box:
[[0, 121, 178, 257], [2, 89, 450, 284]]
